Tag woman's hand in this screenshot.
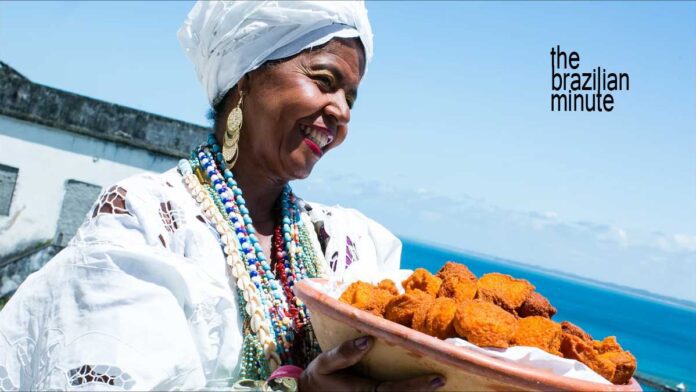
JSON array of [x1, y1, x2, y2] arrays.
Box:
[[299, 336, 446, 391]]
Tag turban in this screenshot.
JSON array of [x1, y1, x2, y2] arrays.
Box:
[[177, 1, 374, 106]]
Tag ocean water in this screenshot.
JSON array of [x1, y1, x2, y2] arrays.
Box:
[[400, 239, 696, 390]]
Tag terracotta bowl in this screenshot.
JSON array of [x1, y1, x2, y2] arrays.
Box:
[[295, 279, 642, 392]]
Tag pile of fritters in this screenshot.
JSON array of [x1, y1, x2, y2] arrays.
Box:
[[338, 261, 637, 385]]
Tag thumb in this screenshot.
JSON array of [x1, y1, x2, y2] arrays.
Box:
[[313, 336, 373, 375]]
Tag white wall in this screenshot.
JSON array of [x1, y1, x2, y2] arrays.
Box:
[[0, 115, 179, 258]]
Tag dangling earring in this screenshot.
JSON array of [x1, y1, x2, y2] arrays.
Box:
[[223, 91, 243, 167]]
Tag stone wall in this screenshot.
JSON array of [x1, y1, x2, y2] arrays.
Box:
[[0, 61, 210, 302], [0, 61, 208, 158]]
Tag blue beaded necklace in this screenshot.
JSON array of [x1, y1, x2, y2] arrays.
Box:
[[189, 135, 322, 377]]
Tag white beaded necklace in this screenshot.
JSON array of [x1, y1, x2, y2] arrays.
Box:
[[178, 137, 326, 379]]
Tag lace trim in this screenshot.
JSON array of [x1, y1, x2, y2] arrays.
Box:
[[346, 236, 356, 268], [159, 201, 185, 233], [0, 365, 18, 390], [68, 364, 135, 389], [92, 186, 131, 218], [0, 327, 141, 390]]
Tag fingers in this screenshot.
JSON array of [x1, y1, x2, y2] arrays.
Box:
[[303, 337, 446, 392], [316, 374, 382, 392], [312, 336, 373, 375], [377, 374, 446, 392], [299, 371, 382, 392]]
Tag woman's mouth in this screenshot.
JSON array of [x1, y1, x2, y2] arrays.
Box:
[[300, 123, 334, 157]]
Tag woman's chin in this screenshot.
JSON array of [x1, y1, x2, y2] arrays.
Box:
[[286, 149, 321, 180], [290, 161, 316, 180]]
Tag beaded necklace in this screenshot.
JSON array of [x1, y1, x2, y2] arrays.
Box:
[[179, 135, 323, 380]]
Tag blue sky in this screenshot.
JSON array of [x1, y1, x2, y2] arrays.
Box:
[[1, 1, 694, 300]]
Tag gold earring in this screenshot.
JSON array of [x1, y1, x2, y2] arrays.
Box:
[[223, 91, 243, 167]]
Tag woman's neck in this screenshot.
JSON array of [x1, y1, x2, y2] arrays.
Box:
[[231, 161, 286, 236]]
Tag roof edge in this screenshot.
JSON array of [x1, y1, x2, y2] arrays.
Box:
[[0, 61, 210, 158]]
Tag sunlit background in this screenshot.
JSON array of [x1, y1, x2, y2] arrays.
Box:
[[1, 1, 694, 302]]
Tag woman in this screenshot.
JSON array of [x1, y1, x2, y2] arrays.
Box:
[[0, 1, 445, 391]]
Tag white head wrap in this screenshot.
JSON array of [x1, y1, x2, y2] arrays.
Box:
[[177, 1, 374, 106]]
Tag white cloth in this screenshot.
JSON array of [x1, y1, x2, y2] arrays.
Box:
[[177, 0, 374, 105], [0, 168, 401, 390]]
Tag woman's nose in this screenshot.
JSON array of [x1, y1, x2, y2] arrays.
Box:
[[324, 90, 351, 125]]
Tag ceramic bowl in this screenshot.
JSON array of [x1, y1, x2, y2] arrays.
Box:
[[295, 279, 642, 392]]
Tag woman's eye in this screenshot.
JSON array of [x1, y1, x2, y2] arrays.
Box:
[[315, 74, 334, 88]]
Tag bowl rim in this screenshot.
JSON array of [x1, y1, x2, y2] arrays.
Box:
[[295, 278, 641, 392]]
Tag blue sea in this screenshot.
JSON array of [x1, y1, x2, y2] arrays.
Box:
[[400, 239, 696, 391]]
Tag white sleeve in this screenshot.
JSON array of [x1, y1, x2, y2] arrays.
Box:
[[303, 201, 403, 283], [363, 213, 402, 274], [0, 172, 242, 390], [0, 245, 207, 391]]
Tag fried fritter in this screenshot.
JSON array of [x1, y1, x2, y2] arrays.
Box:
[[593, 336, 622, 354], [384, 291, 433, 327], [476, 273, 535, 312], [436, 261, 477, 282], [338, 263, 637, 385], [402, 268, 442, 297], [515, 292, 557, 318], [511, 316, 562, 355], [378, 279, 399, 295], [560, 333, 636, 384], [599, 350, 637, 385], [437, 275, 478, 304], [453, 299, 518, 348], [339, 281, 395, 317], [561, 333, 617, 383], [561, 321, 593, 344], [412, 297, 458, 339], [593, 336, 637, 384]]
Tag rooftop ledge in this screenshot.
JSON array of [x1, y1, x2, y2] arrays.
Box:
[[0, 61, 209, 158]]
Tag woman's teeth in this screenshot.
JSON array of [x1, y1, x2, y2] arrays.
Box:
[[300, 124, 333, 149]]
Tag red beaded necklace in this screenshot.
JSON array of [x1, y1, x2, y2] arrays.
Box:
[[271, 224, 309, 363]]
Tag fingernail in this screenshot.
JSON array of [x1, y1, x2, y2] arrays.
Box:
[[354, 336, 370, 350], [430, 377, 445, 388]]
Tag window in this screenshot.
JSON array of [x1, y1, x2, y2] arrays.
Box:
[[0, 164, 19, 216], [55, 180, 102, 247]]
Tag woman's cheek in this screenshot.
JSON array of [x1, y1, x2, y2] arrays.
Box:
[[293, 81, 326, 107]]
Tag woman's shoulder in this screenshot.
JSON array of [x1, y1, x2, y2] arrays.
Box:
[[96, 167, 183, 204], [76, 168, 185, 230], [299, 199, 384, 242], [71, 166, 227, 278], [297, 198, 402, 278], [80, 167, 196, 232], [299, 198, 368, 221], [299, 198, 392, 224]]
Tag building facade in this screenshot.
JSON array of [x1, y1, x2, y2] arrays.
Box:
[[0, 62, 208, 302]]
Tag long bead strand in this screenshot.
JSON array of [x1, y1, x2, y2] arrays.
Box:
[[178, 159, 280, 375], [181, 134, 325, 373], [198, 144, 293, 358]]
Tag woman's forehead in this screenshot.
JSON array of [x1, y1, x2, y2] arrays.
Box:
[[308, 38, 366, 77]]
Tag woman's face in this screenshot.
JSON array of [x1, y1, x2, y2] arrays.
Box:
[[222, 38, 365, 181]]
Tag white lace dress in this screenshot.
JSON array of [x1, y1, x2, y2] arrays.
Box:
[[0, 168, 402, 390]]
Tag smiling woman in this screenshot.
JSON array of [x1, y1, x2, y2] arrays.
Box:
[[213, 37, 364, 182], [0, 1, 445, 391]]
